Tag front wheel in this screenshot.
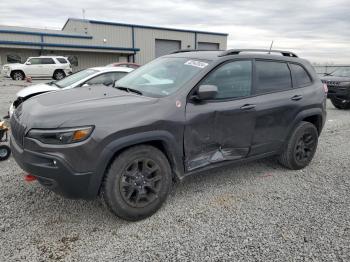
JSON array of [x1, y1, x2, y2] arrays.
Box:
[[278, 121, 318, 170], [0, 145, 11, 161], [330, 97, 350, 109], [11, 71, 25, 80], [100, 145, 172, 221]]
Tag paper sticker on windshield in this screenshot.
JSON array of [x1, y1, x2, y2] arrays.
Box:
[[184, 60, 208, 69]]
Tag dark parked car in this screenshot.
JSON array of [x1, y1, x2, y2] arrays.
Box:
[[321, 67, 350, 109], [11, 49, 327, 221]]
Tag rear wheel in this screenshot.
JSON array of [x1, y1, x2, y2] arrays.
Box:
[[53, 70, 65, 80], [330, 97, 350, 109], [101, 145, 172, 221], [278, 121, 318, 170], [11, 71, 25, 80], [0, 145, 11, 161]]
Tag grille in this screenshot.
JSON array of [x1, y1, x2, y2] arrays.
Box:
[[10, 114, 26, 147], [326, 81, 340, 87]]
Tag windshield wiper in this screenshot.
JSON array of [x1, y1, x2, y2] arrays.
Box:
[[115, 86, 143, 95]]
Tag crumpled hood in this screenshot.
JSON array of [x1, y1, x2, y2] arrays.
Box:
[[17, 85, 157, 129], [321, 76, 350, 82], [16, 83, 59, 98]]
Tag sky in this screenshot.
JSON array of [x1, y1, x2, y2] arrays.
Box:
[[0, 0, 349, 64]]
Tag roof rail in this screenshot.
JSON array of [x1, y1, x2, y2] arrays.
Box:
[[171, 49, 223, 54], [219, 49, 298, 58]]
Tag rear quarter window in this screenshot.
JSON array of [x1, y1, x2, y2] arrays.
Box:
[[290, 63, 312, 87], [57, 58, 68, 64]]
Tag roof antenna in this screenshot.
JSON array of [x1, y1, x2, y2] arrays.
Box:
[[268, 40, 274, 54]]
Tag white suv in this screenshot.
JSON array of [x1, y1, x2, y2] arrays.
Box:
[[2, 56, 72, 80]]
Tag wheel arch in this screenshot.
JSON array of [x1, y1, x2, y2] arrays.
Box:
[[11, 70, 25, 78], [285, 108, 325, 143], [87, 130, 184, 198]]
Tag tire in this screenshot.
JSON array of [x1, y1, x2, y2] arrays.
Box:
[[100, 145, 172, 221], [11, 71, 25, 80], [330, 97, 350, 109], [278, 121, 318, 170], [0, 145, 11, 161], [53, 70, 65, 80]]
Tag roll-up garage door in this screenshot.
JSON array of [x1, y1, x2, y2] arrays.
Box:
[[155, 39, 181, 58], [197, 42, 220, 50]]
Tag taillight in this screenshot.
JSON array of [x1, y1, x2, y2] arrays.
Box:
[[323, 83, 328, 93]]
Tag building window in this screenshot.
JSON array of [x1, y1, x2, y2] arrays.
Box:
[[7, 54, 22, 63]]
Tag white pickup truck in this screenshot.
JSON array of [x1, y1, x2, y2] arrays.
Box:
[[2, 56, 72, 80]]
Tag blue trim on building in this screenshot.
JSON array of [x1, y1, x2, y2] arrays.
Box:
[[65, 18, 228, 36], [0, 40, 140, 52], [0, 29, 93, 39]]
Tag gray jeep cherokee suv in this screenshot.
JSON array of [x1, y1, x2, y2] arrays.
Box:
[[11, 49, 327, 221]]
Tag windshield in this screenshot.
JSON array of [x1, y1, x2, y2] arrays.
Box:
[[54, 69, 98, 88], [115, 57, 210, 97], [329, 67, 350, 77]]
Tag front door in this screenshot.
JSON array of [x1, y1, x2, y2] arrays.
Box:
[[25, 58, 43, 77], [184, 60, 256, 171]]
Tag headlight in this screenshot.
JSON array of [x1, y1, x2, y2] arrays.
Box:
[[27, 126, 94, 144]]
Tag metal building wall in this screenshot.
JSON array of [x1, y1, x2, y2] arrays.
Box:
[[62, 19, 132, 48], [134, 28, 195, 64], [197, 33, 227, 50], [0, 48, 41, 67]]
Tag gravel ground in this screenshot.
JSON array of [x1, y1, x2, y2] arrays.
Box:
[[0, 77, 349, 261]]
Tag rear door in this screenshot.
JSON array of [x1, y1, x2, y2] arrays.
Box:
[[248, 60, 304, 156], [184, 60, 257, 171], [40, 58, 56, 77], [25, 58, 42, 77]]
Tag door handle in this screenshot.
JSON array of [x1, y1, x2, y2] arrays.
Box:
[[291, 95, 303, 101], [240, 104, 256, 110]]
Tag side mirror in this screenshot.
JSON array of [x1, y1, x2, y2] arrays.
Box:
[[193, 85, 218, 101], [25, 61, 31, 65], [113, 80, 118, 87]]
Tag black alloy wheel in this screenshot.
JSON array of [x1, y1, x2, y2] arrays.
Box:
[[120, 158, 162, 208]]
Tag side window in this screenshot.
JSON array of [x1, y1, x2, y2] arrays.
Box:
[[57, 58, 68, 64], [290, 63, 312, 87], [86, 72, 128, 86], [27, 58, 41, 65], [202, 60, 252, 99], [40, 58, 55, 64], [255, 61, 292, 94]]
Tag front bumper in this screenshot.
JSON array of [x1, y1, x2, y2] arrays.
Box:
[[2, 68, 11, 77], [10, 136, 95, 199]]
